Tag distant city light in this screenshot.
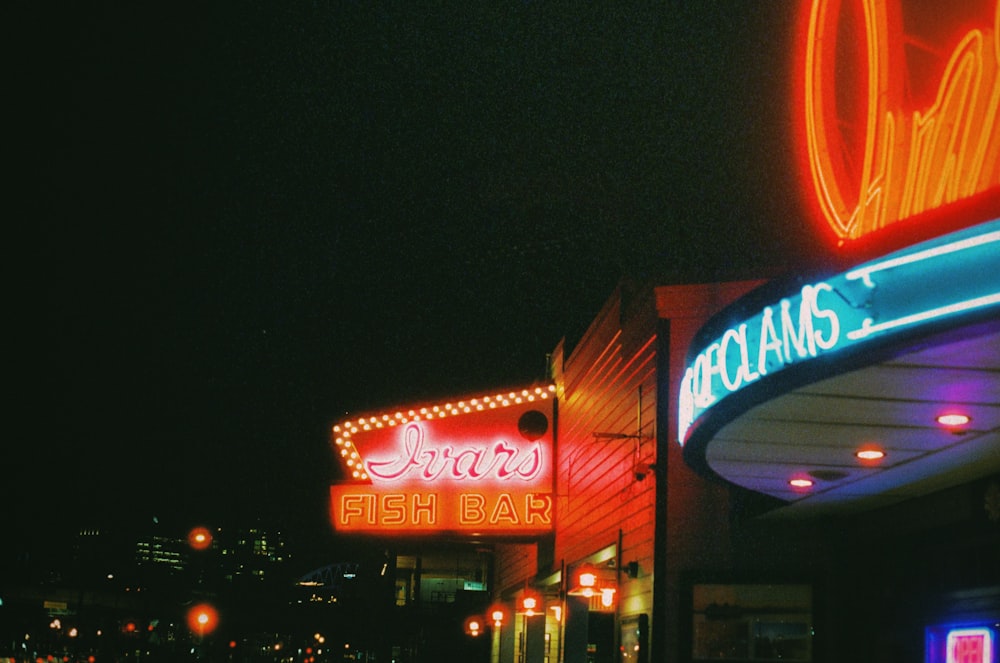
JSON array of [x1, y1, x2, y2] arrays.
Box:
[[187, 527, 213, 551], [186, 603, 219, 635]]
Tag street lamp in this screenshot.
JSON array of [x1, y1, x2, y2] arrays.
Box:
[[488, 603, 508, 662], [518, 592, 543, 617], [464, 615, 484, 637], [568, 563, 617, 607], [187, 527, 213, 551], [186, 603, 219, 638]]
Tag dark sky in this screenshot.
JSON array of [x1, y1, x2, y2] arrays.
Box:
[[14, 2, 822, 542]]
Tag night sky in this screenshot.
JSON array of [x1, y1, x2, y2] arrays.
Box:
[[14, 2, 823, 542]]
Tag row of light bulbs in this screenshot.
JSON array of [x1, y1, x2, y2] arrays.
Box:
[[332, 385, 556, 481]]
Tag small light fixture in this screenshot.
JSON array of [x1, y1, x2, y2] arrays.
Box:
[[936, 413, 971, 428], [789, 478, 814, 489], [518, 593, 543, 617], [568, 563, 617, 600], [570, 565, 599, 597], [856, 446, 885, 462]]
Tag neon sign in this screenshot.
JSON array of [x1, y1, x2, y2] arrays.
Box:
[[799, 0, 1000, 242], [330, 385, 555, 535], [947, 628, 994, 663], [364, 423, 543, 481], [927, 623, 998, 663], [678, 219, 1000, 444]]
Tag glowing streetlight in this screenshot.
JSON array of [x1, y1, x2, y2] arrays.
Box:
[[186, 603, 219, 637], [187, 527, 213, 551]]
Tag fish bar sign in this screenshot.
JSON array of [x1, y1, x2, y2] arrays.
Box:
[[329, 385, 555, 536]]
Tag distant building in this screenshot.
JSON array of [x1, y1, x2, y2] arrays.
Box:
[[216, 526, 288, 584], [134, 534, 189, 574]]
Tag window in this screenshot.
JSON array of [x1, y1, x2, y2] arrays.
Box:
[[692, 584, 812, 661]]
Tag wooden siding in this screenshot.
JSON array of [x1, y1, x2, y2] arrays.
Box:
[[555, 285, 657, 569], [493, 541, 538, 590], [489, 279, 771, 663]]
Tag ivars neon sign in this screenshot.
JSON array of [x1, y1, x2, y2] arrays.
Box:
[[678, 220, 1000, 444], [799, 0, 1000, 242], [330, 385, 555, 535]]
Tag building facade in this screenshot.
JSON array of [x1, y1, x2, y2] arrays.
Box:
[[488, 0, 1000, 655], [328, 2, 1000, 661]]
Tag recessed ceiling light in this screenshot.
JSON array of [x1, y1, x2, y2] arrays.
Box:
[[856, 447, 885, 462], [936, 413, 971, 427], [789, 478, 814, 489]]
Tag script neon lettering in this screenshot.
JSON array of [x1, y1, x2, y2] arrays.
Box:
[[365, 424, 543, 482], [803, 0, 1000, 241]]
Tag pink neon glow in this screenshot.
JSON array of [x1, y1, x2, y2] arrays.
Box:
[[365, 424, 543, 482], [947, 627, 993, 663]]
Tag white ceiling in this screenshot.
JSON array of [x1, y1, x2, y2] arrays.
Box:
[[705, 322, 1000, 519]]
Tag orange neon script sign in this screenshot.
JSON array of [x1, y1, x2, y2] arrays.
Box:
[[800, 0, 1000, 242], [329, 385, 555, 535]]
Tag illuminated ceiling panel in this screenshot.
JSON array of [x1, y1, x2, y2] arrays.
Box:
[[706, 325, 1000, 518]]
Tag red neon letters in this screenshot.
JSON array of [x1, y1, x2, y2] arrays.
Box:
[[801, 0, 1000, 242]]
